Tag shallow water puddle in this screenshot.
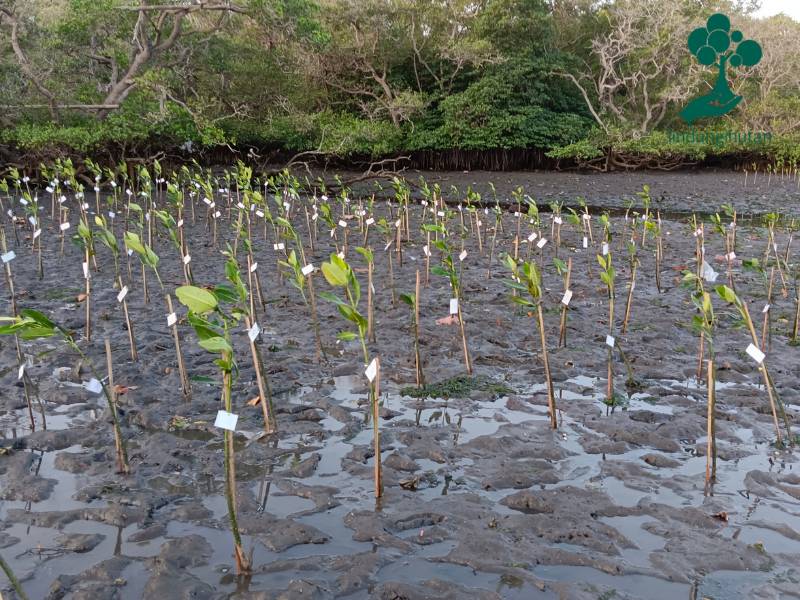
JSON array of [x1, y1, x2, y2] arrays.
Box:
[[2, 370, 798, 597]]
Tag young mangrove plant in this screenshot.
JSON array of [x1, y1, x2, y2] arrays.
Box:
[[0, 310, 129, 473], [716, 284, 793, 446], [684, 273, 718, 483], [426, 223, 473, 374], [320, 253, 383, 497], [504, 255, 557, 429], [175, 277, 253, 573], [400, 270, 425, 387]]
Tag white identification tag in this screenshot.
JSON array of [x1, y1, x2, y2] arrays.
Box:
[[339, 220, 347, 228], [60, 222, 70, 231], [117, 286, 128, 303], [537, 238, 547, 249], [3, 251, 17, 264], [746, 343, 765, 364], [302, 264, 314, 276], [214, 410, 238, 431], [183, 254, 191, 265], [562, 290, 573, 306], [248, 322, 261, 342], [606, 335, 615, 348], [459, 250, 467, 261], [366, 217, 375, 225], [167, 313, 177, 327], [365, 358, 378, 382], [449, 298, 459, 315], [84, 378, 103, 394]]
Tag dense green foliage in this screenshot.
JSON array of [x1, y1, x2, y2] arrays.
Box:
[[0, 0, 798, 168]]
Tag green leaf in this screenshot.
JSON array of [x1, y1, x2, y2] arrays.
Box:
[[19, 325, 56, 340], [124, 231, 146, 255], [20, 309, 56, 330], [187, 314, 221, 340], [175, 286, 218, 314], [198, 336, 233, 354], [337, 331, 357, 341], [399, 293, 415, 307], [322, 261, 347, 287], [510, 296, 535, 307], [213, 284, 239, 304], [319, 291, 347, 307], [715, 285, 738, 305]]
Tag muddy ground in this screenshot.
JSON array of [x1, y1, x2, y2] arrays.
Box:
[[1, 170, 799, 599]]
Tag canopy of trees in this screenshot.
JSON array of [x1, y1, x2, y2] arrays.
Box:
[[0, 0, 798, 169]]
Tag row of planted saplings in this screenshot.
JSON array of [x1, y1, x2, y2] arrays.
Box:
[[1, 162, 798, 583]]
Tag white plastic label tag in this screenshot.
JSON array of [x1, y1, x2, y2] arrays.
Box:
[[366, 217, 375, 225], [214, 410, 238, 431], [449, 298, 459, 315], [605, 335, 615, 348], [459, 250, 467, 261], [537, 238, 547, 249], [302, 264, 314, 276], [562, 290, 573, 306], [2, 251, 16, 263], [60, 222, 70, 232], [365, 358, 378, 382], [248, 322, 261, 342], [339, 219, 347, 228], [84, 378, 103, 394], [167, 313, 177, 327], [117, 286, 128, 303], [183, 254, 191, 265], [746, 343, 765, 364]]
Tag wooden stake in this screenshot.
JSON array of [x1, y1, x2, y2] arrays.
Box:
[[705, 358, 716, 484], [559, 258, 572, 348], [166, 294, 190, 399], [245, 315, 276, 433]]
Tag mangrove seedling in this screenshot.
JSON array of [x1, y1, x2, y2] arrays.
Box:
[[0, 310, 129, 473], [716, 284, 792, 446], [504, 255, 557, 429], [175, 281, 252, 573], [320, 253, 383, 497]]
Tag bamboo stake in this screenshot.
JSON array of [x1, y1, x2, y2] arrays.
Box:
[[84, 248, 91, 341], [166, 294, 190, 398], [372, 356, 383, 498], [414, 270, 425, 387], [705, 358, 717, 484], [104, 338, 130, 474], [559, 258, 572, 348], [245, 315, 276, 433], [118, 277, 138, 361], [538, 302, 557, 429]]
